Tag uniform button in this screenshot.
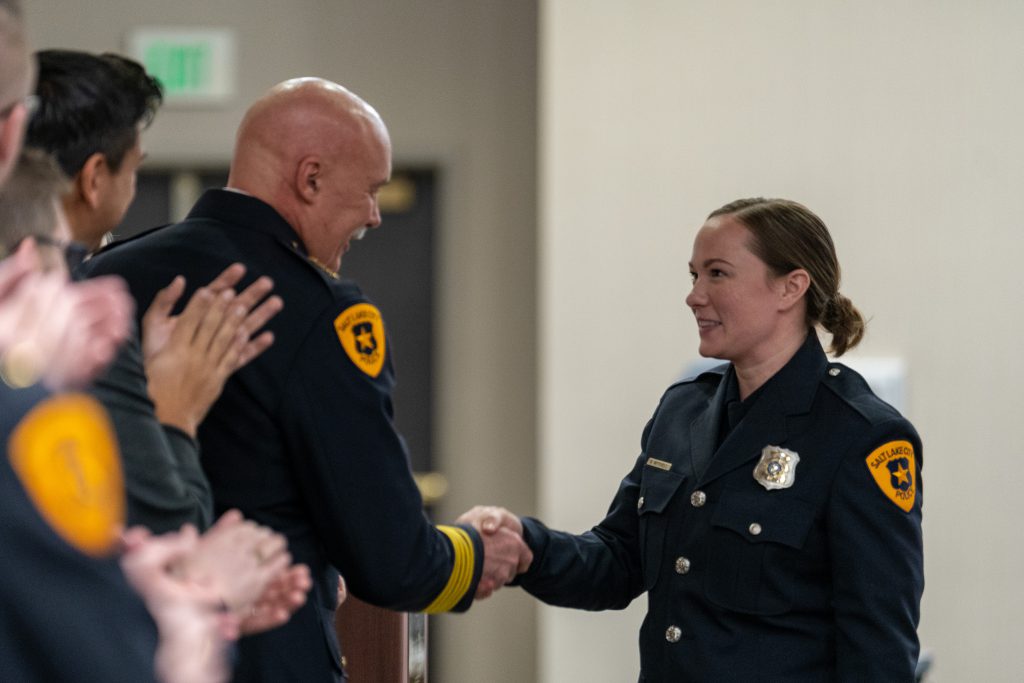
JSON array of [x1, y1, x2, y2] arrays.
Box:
[[674, 557, 691, 575], [637, 496, 645, 510], [690, 490, 706, 507], [665, 625, 682, 643], [828, 367, 841, 376], [748, 522, 762, 536]]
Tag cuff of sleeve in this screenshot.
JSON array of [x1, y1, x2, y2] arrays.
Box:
[[422, 523, 483, 613], [161, 424, 200, 453], [509, 516, 547, 587]]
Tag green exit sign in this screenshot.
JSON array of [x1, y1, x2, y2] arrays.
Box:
[[128, 28, 236, 104]]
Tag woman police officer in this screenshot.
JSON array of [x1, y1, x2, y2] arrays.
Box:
[[463, 197, 923, 681]]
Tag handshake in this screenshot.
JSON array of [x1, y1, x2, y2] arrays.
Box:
[[456, 506, 533, 600]]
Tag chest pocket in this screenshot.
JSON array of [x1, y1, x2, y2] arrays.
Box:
[[637, 467, 685, 590], [704, 487, 816, 615]]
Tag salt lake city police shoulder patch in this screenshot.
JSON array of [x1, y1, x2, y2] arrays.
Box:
[[8, 393, 125, 556], [334, 303, 386, 378], [864, 440, 916, 512]]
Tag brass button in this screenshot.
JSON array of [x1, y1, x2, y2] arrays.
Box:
[[674, 557, 691, 575], [690, 490, 706, 507], [748, 522, 762, 536], [637, 495, 645, 510], [665, 625, 682, 643]]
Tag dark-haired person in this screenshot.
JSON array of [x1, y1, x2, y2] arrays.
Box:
[[461, 198, 924, 681], [27, 49, 284, 533], [29, 49, 160, 251]]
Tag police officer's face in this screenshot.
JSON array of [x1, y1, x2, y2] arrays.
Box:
[[685, 214, 792, 367], [317, 125, 391, 268]]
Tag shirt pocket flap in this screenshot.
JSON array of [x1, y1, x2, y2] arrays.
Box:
[[638, 468, 686, 516], [711, 489, 815, 549]]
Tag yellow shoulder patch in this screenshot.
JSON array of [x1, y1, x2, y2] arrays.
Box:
[[334, 303, 387, 378], [864, 440, 916, 512], [8, 393, 125, 556]]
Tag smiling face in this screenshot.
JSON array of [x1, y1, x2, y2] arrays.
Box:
[[315, 121, 391, 268], [685, 213, 796, 368]]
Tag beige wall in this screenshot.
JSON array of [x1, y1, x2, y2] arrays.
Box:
[[540, 1, 1024, 681], [25, 2, 538, 682]]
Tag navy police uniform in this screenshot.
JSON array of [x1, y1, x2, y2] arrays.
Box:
[[517, 333, 923, 682], [0, 384, 158, 682], [84, 189, 484, 682]]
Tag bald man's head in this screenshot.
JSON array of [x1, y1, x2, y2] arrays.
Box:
[[228, 78, 392, 273]]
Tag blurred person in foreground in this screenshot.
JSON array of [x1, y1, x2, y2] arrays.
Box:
[[461, 198, 924, 682]]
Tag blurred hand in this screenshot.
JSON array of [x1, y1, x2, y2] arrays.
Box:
[[174, 510, 291, 617], [239, 563, 313, 636], [142, 263, 283, 435], [0, 240, 132, 390], [456, 506, 533, 599], [120, 525, 231, 683]]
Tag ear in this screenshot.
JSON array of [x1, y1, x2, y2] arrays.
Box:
[[76, 152, 108, 209], [777, 268, 810, 312], [294, 156, 322, 204]]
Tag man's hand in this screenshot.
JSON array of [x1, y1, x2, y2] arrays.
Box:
[[142, 263, 283, 435], [457, 505, 534, 599]]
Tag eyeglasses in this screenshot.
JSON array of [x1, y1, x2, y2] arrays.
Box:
[[0, 234, 89, 273], [0, 94, 39, 121]]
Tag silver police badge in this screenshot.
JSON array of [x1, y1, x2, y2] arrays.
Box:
[[753, 445, 799, 490]]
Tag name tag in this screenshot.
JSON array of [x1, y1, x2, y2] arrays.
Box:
[[645, 457, 672, 471]]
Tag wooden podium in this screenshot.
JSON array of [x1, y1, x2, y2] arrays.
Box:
[[335, 596, 427, 683]]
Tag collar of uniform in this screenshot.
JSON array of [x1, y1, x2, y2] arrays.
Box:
[[755, 332, 830, 417], [187, 189, 302, 248]]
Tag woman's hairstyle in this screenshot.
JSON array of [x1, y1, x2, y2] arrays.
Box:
[[708, 197, 864, 356]]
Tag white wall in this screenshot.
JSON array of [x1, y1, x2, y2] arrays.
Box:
[[540, 1, 1024, 681], [25, 2, 538, 682]]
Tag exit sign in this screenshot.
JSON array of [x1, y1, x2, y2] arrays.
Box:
[[127, 28, 236, 105]]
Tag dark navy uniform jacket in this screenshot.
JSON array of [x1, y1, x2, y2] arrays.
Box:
[[85, 189, 484, 682], [0, 384, 158, 682], [517, 334, 923, 682]]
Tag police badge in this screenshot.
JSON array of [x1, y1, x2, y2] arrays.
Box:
[[753, 445, 799, 491]]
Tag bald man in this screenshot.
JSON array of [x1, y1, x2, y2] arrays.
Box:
[[84, 78, 531, 682]]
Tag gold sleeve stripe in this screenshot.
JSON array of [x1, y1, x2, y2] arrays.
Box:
[[423, 525, 475, 613]]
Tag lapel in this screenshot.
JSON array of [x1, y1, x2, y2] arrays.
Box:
[[687, 369, 729, 480], [695, 334, 829, 486]]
